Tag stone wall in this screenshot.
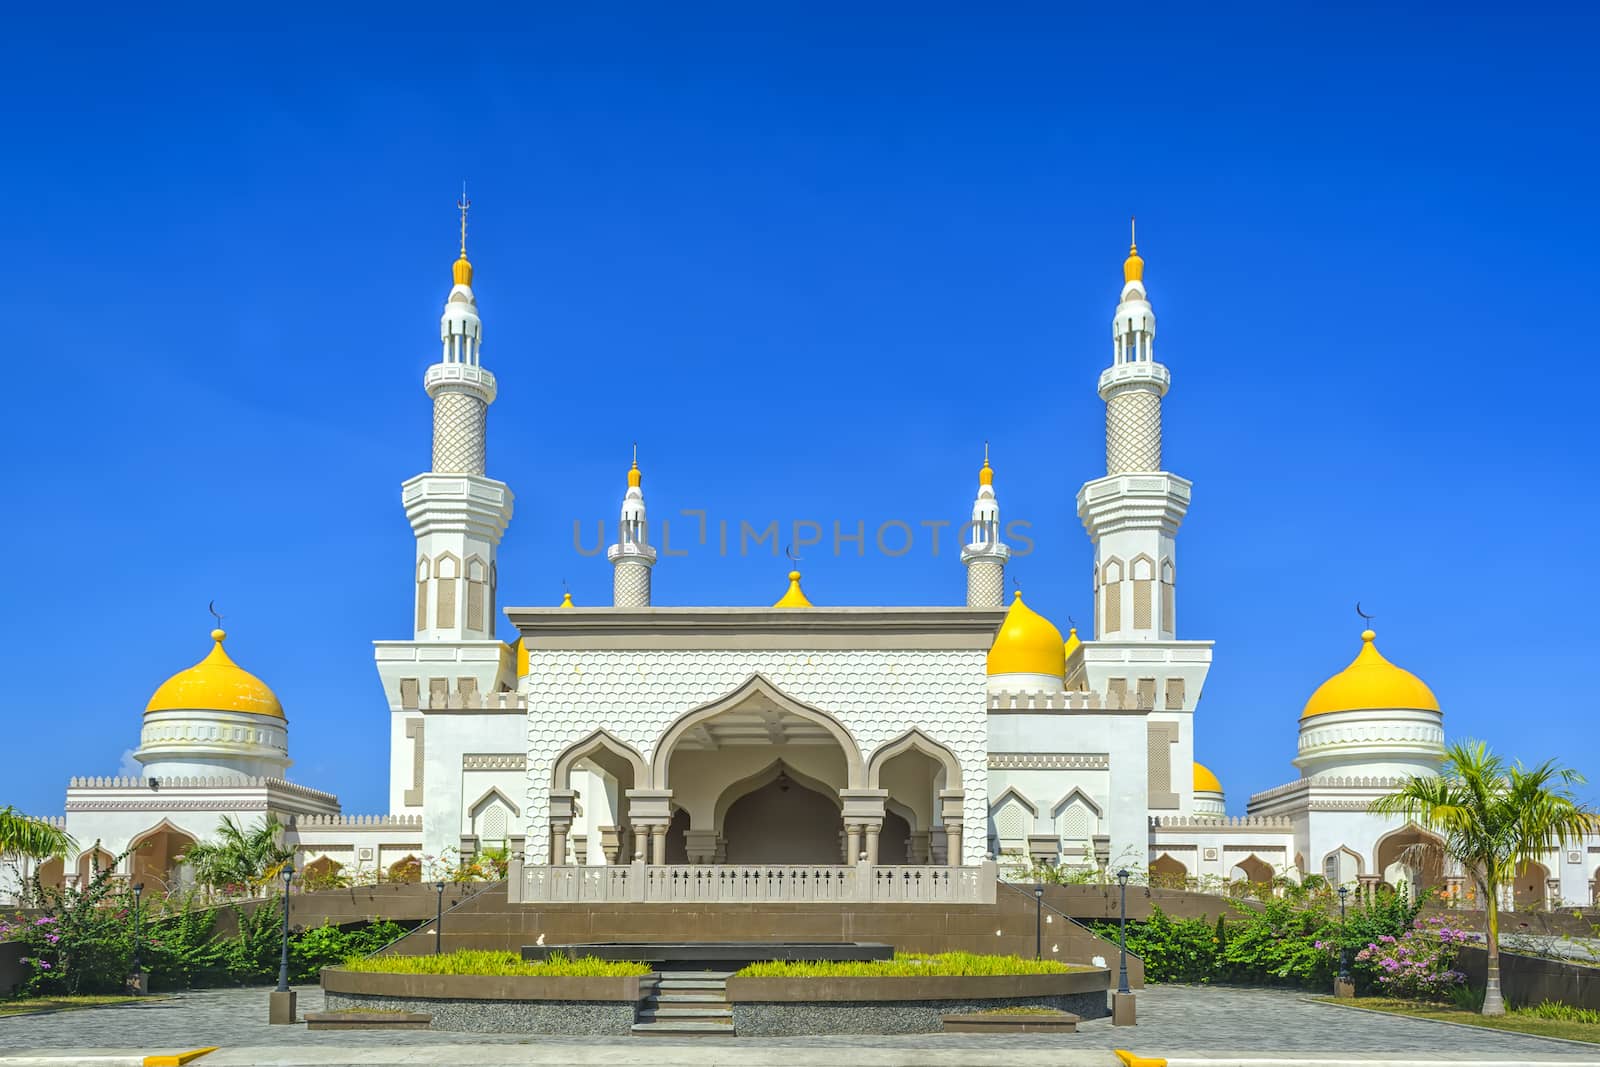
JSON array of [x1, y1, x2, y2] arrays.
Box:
[[323, 991, 635, 1034], [1456, 946, 1600, 1011], [0, 941, 26, 997]]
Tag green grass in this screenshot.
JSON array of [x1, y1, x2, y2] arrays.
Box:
[[736, 951, 1086, 978], [969, 1005, 1069, 1016], [0, 995, 154, 1016], [1317, 997, 1600, 1045], [339, 949, 650, 978]]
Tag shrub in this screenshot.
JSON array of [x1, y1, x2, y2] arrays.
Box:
[[340, 950, 649, 977], [735, 951, 1078, 978], [1352, 915, 1468, 1000], [1090, 908, 1219, 983]]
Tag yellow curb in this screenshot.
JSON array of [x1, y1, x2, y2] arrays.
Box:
[[144, 1048, 219, 1066], [1113, 1052, 1166, 1067]]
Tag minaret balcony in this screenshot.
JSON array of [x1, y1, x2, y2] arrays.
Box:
[[425, 362, 497, 404], [1098, 360, 1170, 400]]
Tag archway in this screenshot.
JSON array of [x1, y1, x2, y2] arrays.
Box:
[[387, 854, 421, 883], [551, 730, 649, 865], [658, 677, 860, 864], [34, 857, 64, 894], [1514, 860, 1549, 910], [1229, 854, 1274, 895], [302, 855, 345, 891], [878, 810, 911, 865], [869, 730, 961, 866], [1150, 853, 1188, 888], [664, 808, 690, 865], [129, 822, 199, 895], [1321, 846, 1363, 888], [1375, 825, 1445, 900], [722, 775, 840, 863], [75, 845, 116, 884]]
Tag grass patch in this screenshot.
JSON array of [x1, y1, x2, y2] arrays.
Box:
[[736, 951, 1085, 978], [339, 949, 649, 978], [970, 1005, 1068, 1016], [0, 995, 153, 1016], [1317, 997, 1600, 1045]]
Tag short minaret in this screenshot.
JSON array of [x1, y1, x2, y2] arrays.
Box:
[[404, 195, 514, 641], [960, 446, 1009, 608], [607, 447, 657, 607], [1077, 222, 1190, 641]]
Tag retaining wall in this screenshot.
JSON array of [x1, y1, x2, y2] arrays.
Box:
[[1456, 945, 1600, 1011], [319, 968, 652, 1035]]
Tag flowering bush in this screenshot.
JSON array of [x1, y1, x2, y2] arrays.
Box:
[[1352, 915, 1468, 999]]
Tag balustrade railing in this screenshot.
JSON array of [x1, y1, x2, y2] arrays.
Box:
[[514, 861, 997, 904]]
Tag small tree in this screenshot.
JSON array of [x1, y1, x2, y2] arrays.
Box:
[[1370, 740, 1599, 1015], [180, 814, 292, 896]]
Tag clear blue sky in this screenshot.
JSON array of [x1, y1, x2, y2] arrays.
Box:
[[3, 11, 1596, 815]]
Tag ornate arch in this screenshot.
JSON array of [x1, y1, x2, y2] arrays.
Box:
[[551, 729, 649, 789], [866, 728, 962, 790], [650, 674, 865, 789], [711, 757, 842, 830]]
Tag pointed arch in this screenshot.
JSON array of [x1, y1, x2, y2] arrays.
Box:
[[989, 786, 1037, 817], [1050, 787, 1103, 820], [467, 785, 520, 819], [712, 757, 843, 830], [1150, 852, 1188, 886], [551, 729, 649, 789], [866, 728, 962, 790], [650, 674, 864, 789]]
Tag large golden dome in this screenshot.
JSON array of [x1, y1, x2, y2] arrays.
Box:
[[986, 591, 1066, 679], [145, 629, 284, 719], [1301, 630, 1439, 720], [1193, 761, 1223, 794]]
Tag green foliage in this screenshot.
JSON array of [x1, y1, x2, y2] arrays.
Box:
[[0, 808, 75, 860], [340, 950, 650, 977], [1091, 909, 1220, 984], [289, 920, 408, 982], [180, 815, 292, 895], [1519, 1001, 1600, 1024], [735, 951, 1079, 978]]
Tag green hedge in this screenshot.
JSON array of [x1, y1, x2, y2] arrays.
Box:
[[341, 950, 650, 977], [736, 951, 1082, 978]]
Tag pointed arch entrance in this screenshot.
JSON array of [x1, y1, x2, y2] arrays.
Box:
[[129, 821, 199, 895], [1374, 824, 1445, 900]]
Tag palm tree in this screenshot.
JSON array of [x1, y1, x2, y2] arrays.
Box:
[[1370, 740, 1599, 1015], [0, 806, 75, 859], [180, 814, 293, 895]]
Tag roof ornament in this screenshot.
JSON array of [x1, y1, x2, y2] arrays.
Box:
[[785, 543, 801, 566], [1356, 601, 1374, 626], [457, 182, 471, 258], [208, 600, 223, 627], [1129, 214, 1137, 254]]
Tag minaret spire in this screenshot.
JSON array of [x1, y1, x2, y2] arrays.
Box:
[[960, 442, 1009, 607], [608, 444, 657, 606]]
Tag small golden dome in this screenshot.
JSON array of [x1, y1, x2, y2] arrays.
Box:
[[145, 629, 284, 719], [1124, 243, 1144, 284], [1193, 761, 1223, 794], [978, 458, 993, 487], [1301, 629, 1440, 720], [774, 570, 812, 609], [559, 591, 575, 608], [986, 591, 1066, 678], [453, 254, 473, 287], [1062, 625, 1081, 660], [628, 461, 641, 488]]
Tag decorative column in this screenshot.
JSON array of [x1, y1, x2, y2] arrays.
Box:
[[684, 830, 719, 864], [841, 789, 889, 864], [909, 832, 931, 865], [940, 789, 966, 867], [624, 789, 674, 865], [960, 448, 1009, 607], [548, 790, 576, 865], [845, 825, 862, 863]]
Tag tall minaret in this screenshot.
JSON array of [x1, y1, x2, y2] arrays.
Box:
[[404, 194, 514, 641], [960, 446, 1008, 608], [607, 446, 657, 606], [1077, 222, 1190, 641]]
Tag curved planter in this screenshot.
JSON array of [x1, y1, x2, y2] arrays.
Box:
[[726, 968, 1108, 1035], [320, 968, 654, 1034]]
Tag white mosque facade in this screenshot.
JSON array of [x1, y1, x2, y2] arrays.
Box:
[[7, 220, 1598, 912]]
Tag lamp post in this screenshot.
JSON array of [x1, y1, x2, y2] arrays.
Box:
[[1033, 884, 1044, 960], [130, 883, 145, 994], [1336, 884, 1352, 997], [276, 863, 294, 993], [1116, 868, 1131, 995], [268, 862, 296, 1024], [434, 881, 446, 955]]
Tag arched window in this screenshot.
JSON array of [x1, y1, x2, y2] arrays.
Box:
[[435, 553, 459, 630], [415, 558, 430, 632], [1160, 558, 1175, 635], [1131, 555, 1155, 631], [994, 803, 1029, 858], [1102, 558, 1123, 634], [466, 556, 487, 632]]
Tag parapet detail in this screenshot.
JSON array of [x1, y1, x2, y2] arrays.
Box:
[[1149, 814, 1294, 830], [66, 775, 340, 804], [288, 814, 423, 830]]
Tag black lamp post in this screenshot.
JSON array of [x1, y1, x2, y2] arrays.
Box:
[[1337, 884, 1351, 985], [130, 883, 145, 991], [275, 863, 294, 993], [1116, 868, 1131, 995], [1033, 884, 1044, 960], [434, 881, 447, 955]]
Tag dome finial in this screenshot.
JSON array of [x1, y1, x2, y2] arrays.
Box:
[[1123, 215, 1144, 284], [979, 440, 993, 485], [453, 184, 474, 287], [628, 441, 641, 487]]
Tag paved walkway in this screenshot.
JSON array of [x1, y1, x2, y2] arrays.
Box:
[[0, 984, 1596, 1064]]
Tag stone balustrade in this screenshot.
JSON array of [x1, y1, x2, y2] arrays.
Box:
[[514, 861, 998, 905]]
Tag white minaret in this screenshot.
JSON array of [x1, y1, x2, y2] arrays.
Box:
[[607, 447, 657, 607], [1077, 222, 1190, 642], [404, 194, 514, 641], [960, 447, 1008, 608]]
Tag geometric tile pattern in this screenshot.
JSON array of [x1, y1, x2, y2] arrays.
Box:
[[432, 393, 486, 475], [522, 648, 989, 862], [1105, 390, 1161, 474], [612, 561, 651, 607], [965, 559, 1004, 608]]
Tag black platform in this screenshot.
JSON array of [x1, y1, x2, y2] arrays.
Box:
[[521, 941, 894, 965]]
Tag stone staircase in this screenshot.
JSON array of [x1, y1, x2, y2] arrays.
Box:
[[632, 970, 736, 1037]]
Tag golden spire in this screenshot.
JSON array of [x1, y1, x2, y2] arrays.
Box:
[[773, 570, 813, 608], [979, 440, 993, 486], [453, 185, 474, 287], [628, 441, 641, 488], [1123, 215, 1144, 284]]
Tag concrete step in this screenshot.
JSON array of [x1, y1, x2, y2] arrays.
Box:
[[648, 992, 729, 1004], [657, 970, 735, 980], [657, 978, 729, 991], [639, 1006, 734, 1020], [631, 1020, 735, 1037]]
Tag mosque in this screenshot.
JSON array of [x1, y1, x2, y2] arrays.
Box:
[[7, 210, 1596, 912]]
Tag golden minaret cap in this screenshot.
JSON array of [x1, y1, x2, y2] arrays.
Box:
[[453, 188, 474, 287], [628, 443, 642, 488], [1123, 215, 1144, 284], [978, 441, 993, 486]]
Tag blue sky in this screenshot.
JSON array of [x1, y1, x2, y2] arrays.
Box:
[[3, 11, 1596, 815]]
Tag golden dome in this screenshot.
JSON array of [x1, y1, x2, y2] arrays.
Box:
[[773, 570, 812, 609], [453, 254, 473, 287], [1301, 630, 1440, 720], [987, 591, 1066, 678], [1193, 762, 1223, 794], [145, 629, 284, 719], [1124, 243, 1144, 284], [978, 458, 993, 487]]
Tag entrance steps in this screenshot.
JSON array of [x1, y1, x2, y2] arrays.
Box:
[[633, 970, 735, 1037]]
